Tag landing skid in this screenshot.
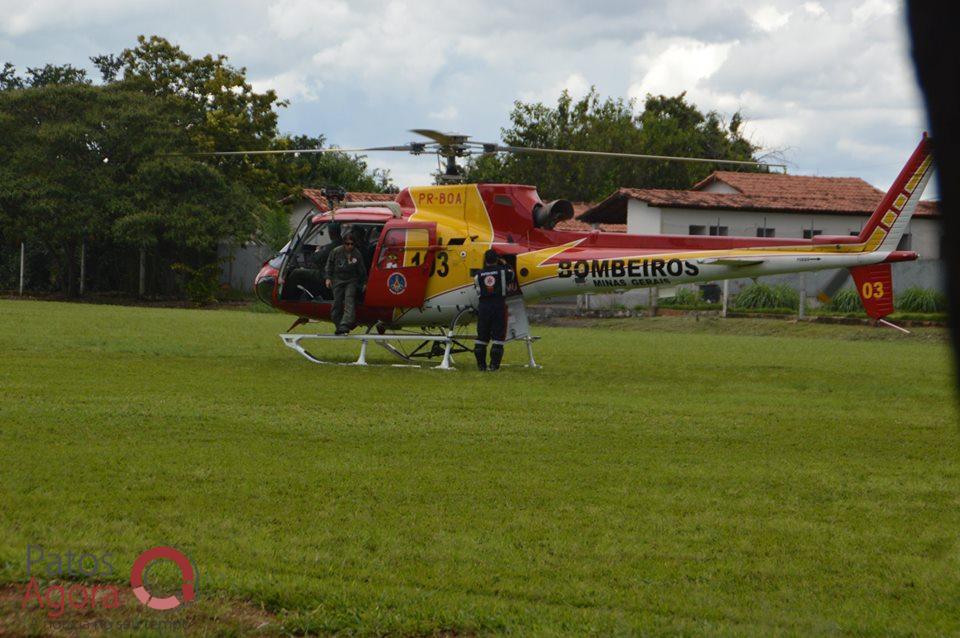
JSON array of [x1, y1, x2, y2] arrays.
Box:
[[279, 331, 543, 369], [279, 331, 542, 369], [280, 305, 541, 370], [280, 332, 451, 368]]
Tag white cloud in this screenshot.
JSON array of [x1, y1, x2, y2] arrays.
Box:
[[851, 0, 895, 25], [0, 0, 134, 37], [520, 72, 592, 104], [0, 0, 930, 189], [629, 39, 733, 101], [751, 6, 792, 32], [266, 0, 350, 40], [251, 70, 320, 102], [802, 2, 827, 17], [428, 105, 458, 121]]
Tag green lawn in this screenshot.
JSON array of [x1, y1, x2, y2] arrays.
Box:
[[0, 300, 958, 636]]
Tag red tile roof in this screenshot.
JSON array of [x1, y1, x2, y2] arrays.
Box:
[[300, 189, 397, 212], [554, 202, 626, 233], [581, 171, 939, 224]]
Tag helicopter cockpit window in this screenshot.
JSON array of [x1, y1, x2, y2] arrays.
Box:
[[378, 228, 429, 269], [281, 222, 339, 301], [281, 221, 385, 301]]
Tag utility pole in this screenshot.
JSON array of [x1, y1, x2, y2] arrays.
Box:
[[799, 272, 807, 319], [139, 247, 146, 298], [79, 241, 86, 297], [19, 242, 25, 295], [721, 279, 729, 318]]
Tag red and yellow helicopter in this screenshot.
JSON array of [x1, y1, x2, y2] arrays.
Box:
[[217, 130, 933, 368]]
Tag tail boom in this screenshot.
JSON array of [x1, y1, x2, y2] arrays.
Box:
[[858, 135, 934, 253]]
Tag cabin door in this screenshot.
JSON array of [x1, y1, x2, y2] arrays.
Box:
[[364, 220, 437, 308]]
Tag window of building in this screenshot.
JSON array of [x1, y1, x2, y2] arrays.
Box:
[[849, 231, 860, 236], [689, 225, 706, 235], [709, 225, 728, 236], [897, 233, 912, 250], [756, 227, 775, 238], [802, 229, 822, 239]]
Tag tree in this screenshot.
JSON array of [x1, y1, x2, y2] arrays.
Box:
[[25, 64, 90, 88], [270, 134, 394, 196], [0, 82, 258, 295], [0, 36, 395, 296], [97, 36, 394, 198], [464, 88, 762, 202]]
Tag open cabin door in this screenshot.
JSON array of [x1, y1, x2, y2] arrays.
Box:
[[365, 220, 436, 308]]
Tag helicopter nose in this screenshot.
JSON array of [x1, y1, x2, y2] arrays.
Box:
[[254, 264, 278, 305]]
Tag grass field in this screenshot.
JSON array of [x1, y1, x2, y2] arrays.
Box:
[[1, 299, 958, 636]]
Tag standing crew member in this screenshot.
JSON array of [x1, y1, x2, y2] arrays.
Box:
[[473, 249, 515, 371], [325, 232, 367, 335]]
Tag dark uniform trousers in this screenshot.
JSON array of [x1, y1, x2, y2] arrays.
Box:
[[326, 245, 367, 332], [474, 263, 513, 370], [475, 298, 507, 370], [331, 280, 359, 330]]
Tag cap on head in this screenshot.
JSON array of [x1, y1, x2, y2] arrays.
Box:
[[484, 249, 499, 265]]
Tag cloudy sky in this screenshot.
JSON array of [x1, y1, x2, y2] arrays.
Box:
[[0, 0, 931, 194]]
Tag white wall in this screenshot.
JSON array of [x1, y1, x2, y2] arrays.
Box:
[[909, 217, 941, 259], [698, 181, 740, 194], [625, 199, 661, 234]]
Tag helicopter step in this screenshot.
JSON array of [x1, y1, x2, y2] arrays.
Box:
[[278, 330, 541, 370]]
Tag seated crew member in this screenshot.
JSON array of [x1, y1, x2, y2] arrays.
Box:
[[313, 223, 342, 273], [473, 249, 516, 371], [325, 231, 367, 334], [284, 224, 341, 301]]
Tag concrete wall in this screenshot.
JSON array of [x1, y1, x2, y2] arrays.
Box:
[[219, 242, 273, 292], [218, 203, 317, 293], [626, 200, 661, 234]]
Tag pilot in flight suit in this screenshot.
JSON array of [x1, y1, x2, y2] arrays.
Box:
[[325, 232, 367, 334], [473, 249, 515, 371]]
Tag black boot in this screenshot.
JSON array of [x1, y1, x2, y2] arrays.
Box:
[[489, 344, 504, 371], [474, 343, 487, 371]]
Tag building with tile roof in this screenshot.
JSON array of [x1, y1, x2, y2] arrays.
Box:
[[577, 171, 942, 259]]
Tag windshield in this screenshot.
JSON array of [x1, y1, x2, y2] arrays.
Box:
[[281, 221, 384, 276]]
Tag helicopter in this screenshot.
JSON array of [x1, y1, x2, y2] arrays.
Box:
[[208, 129, 934, 369]]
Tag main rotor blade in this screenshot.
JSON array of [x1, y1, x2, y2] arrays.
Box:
[[410, 129, 470, 146], [180, 145, 416, 157], [480, 143, 786, 171]]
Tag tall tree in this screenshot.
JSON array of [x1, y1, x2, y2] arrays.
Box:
[[271, 134, 395, 195], [0, 82, 257, 294], [465, 89, 762, 202], [1, 36, 395, 296], [97, 36, 393, 198]]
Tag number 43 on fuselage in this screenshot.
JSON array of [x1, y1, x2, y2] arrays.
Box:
[[255, 135, 933, 327]]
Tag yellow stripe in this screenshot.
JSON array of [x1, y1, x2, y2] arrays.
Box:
[[905, 156, 932, 193], [881, 210, 897, 227]]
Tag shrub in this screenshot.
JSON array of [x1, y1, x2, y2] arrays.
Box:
[[895, 287, 947, 313], [733, 283, 799, 310], [827, 288, 863, 313], [171, 262, 221, 304], [659, 287, 701, 307]]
